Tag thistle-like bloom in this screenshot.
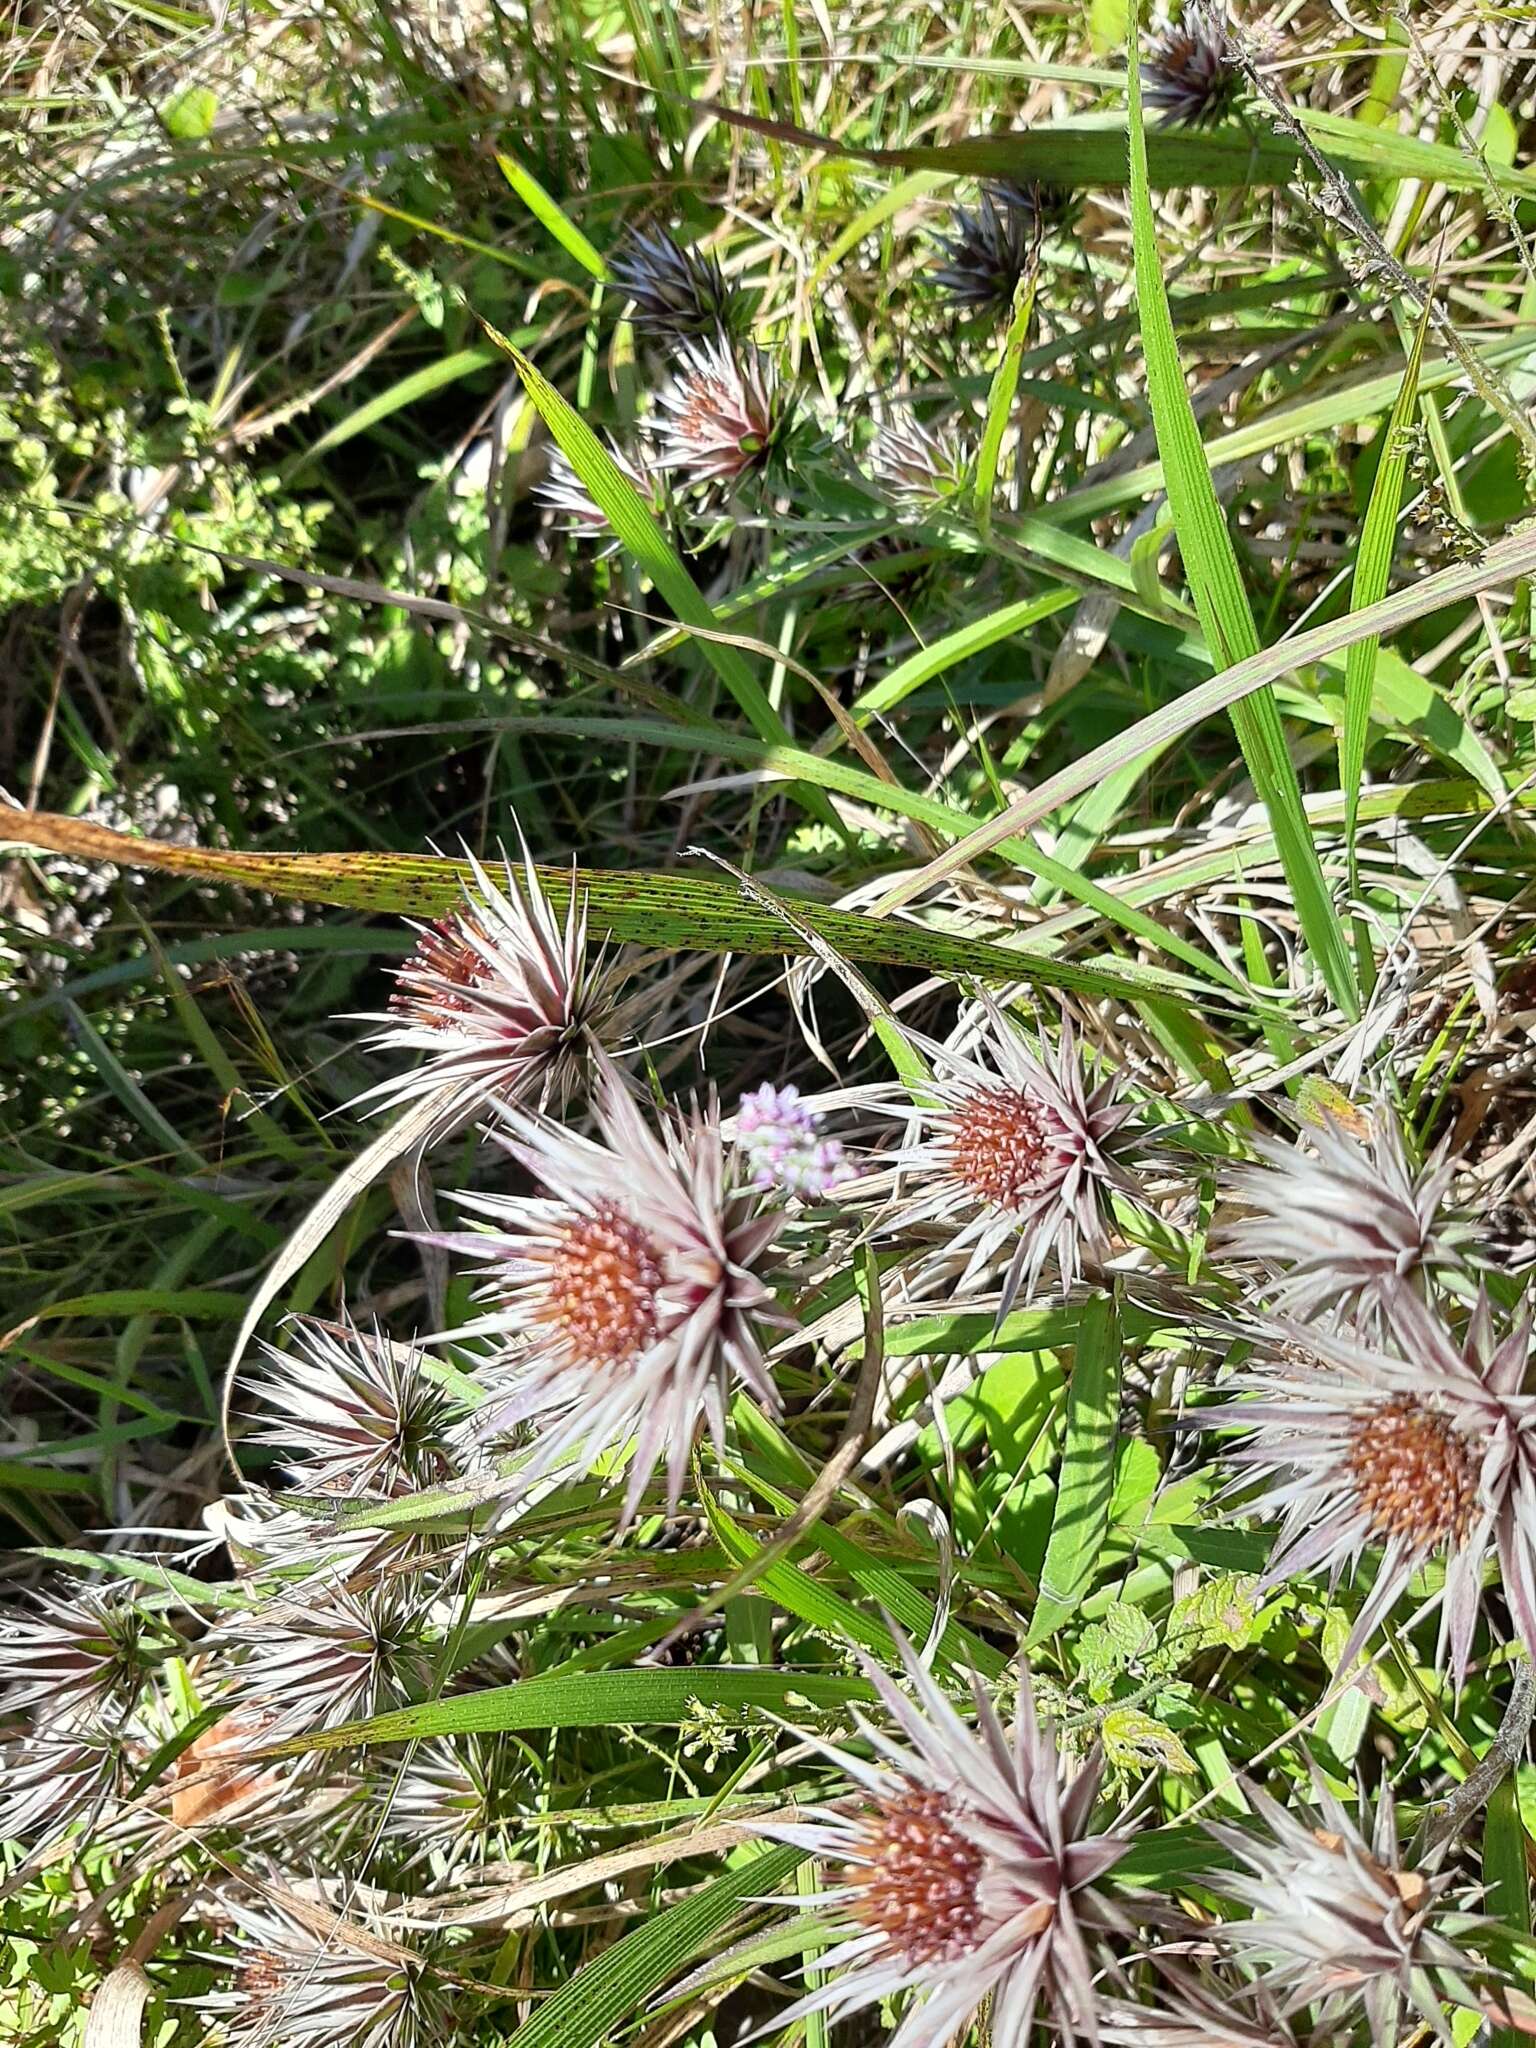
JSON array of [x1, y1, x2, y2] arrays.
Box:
[[1193, 1289, 1536, 1688], [654, 335, 785, 487], [352, 844, 622, 1130], [223, 1587, 430, 1737], [934, 185, 1037, 316], [376, 1734, 526, 1866], [1219, 1109, 1467, 1333], [1, 1581, 146, 1728], [1142, 4, 1245, 126], [1204, 1770, 1483, 2045], [535, 435, 661, 531], [734, 1083, 847, 1200], [0, 1723, 122, 1849], [879, 1010, 1141, 1316], [870, 409, 973, 510], [609, 225, 742, 342], [1101, 1974, 1309, 2048], [432, 1058, 788, 1522], [752, 1633, 1133, 2048], [204, 1895, 452, 2048], [247, 1315, 456, 1499]]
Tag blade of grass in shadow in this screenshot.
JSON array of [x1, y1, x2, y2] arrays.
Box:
[[1341, 296, 1432, 992], [495, 151, 608, 277], [1124, 5, 1357, 1018]]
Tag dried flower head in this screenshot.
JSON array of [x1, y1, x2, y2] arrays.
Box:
[[247, 1315, 456, 1499], [535, 435, 661, 532], [376, 1734, 526, 1867], [431, 1058, 789, 1523], [206, 1895, 452, 2048], [224, 1587, 430, 1737], [1204, 1771, 1484, 2045], [1219, 1109, 1468, 1333], [609, 225, 742, 342], [654, 335, 785, 487], [352, 844, 624, 1131], [752, 1633, 1133, 2048], [871, 409, 973, 510], [1, 1581, 147, 1729], [1142, 4, 1245, 127], [0, 1722, 123, 1849], [934, 185, 1038, 316], [734, 1082, 847, 1200], [880, 1007, 1141, 1316], [1193, 1290, 1536, 1688]]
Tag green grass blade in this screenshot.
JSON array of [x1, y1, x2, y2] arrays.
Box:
[[976, 271, 1038, 530], [1027, 1294, 1120, 1644], [1485, 1776, 1531, 2048], [1124, 10, 1356, 1018], [495, 151, 608, 278], [1342, 300, 1432, 894], [502, 1845, 802, 2048], [849, 589, 1077, 723]]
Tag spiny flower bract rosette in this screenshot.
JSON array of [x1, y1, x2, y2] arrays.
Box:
[[222, 1586, 431, 1738], [246, 1314, 456, 1499], [1141, 3, 1246, 127], [933, 184, 1038, 317], [750, 1633, 1135, 2048], [869, 408, 974, 512], [875, 1009, 1142, 1318], [1100, 1972, 1319, 2048], [1, 1580, 148, 1728], [200, 1892, 453, 2048], [608, 225, 743, 343], [1203, 1769, 1492, 2045], [349, 843, 626, 1134], [1192, 1288, 1536, 1689], [653, 334, 787, 489], [1218, 1107, 1470, 1333], [0, 1721, 125, 1851], [429, 1058, 791, 1525], [373, 1733, 527, 1869]]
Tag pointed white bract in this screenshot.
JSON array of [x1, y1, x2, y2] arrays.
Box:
[[1204, 1771, 1483, 2046], [871, 408, 973, 509], [1219, 1110, 1468, 1332], [204, 1895, 451, 2048], [877, 1008, 1140, 1316], [247, 1315, 455, 1499], [750, 1634, 1133, 2048], [536, 436, 661, 530], [1101, 1974, 1310, 2048], [431, 1058, 789, 1523], [375, 1734, 525, 1868], [1193, 1290, 1536, 1687], [0, 1722, 122, 1849], [350, 845, 621, 1132], [1, 1582, 145, 1729]]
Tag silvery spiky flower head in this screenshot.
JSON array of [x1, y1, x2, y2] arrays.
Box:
[[205, 1894, 452, 2048], [535, 435, 661, 532], [1, 1581, 147, 1729], [351, 843, 623, 1131], [880, 1007, 1141, 1317], [734, 1083, 847, 1200], [246, 1315, 455, 1499], [1142, 4, 1244, 126], [376, 1734, 526, 1868], [870, 409, 973, 511], [223, 1587, 430, 1737], [1219, 1108, 1468, 1333], [0, 1722, 123, 1849], [934, 185, 1038, 316], [1193, 1289, 1536, 1689], [431, 1057, 789, 1524], [1204, 1769, 1484, 2046], [654, 335, 785, 488], [1102, 1973, 1312, 2048], [752, 1632, 1133, 2048], [609, 225, 742, 342]]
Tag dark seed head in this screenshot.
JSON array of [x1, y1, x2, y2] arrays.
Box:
[[1142, 4, 1244, 128], [609, 226, 743, 343], [934, 185, 1039, 317]]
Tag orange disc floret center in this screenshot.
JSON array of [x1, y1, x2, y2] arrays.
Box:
[[1348, 1394, 1480, 1550], [945, 1085, 1067, 1212], [845, 1787, 985, 1967], [538, 1201, 664, 1369], [393, 914, 490, 1025]]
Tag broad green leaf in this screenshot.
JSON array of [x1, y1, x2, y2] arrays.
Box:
[[254, 1668, 875, 1758], [502, 1845, 802, 2048], [1124, 11, 1356, 1018], [1028, 1294, 1120, 1643], [1486, 1777, 1531, 2048]]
